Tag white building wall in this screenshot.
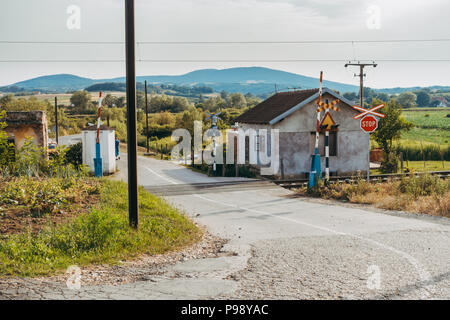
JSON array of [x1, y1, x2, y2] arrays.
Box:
[[82, 129, 116, 174]]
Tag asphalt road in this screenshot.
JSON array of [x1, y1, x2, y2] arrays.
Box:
[[113, 155, 450, 300], [3, 154, 449, 300]]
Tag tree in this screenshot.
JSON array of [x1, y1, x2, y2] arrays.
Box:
[[176, 107, 203, 136], [416, 91, 431, 107], [343, 92, 358, 102], [373, 92, 389, 102], [396, 92, 417, 108], [116, 96, 126, 108], [136, 91, 146, 110], [70, 91, 92, 112], [228, 93, 247, 109], [372, 99, 414, 173], [0, 110, 14, 167], [103, 94, 118, 108]]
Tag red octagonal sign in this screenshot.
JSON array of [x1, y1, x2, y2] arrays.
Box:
[[360, 115, 378, 133]]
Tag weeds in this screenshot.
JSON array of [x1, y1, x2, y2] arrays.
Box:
[[0, 180, 201, 276], [298, 174, 450, 217]]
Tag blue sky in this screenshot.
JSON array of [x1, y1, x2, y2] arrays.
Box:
[[0, 0, 449, 88]]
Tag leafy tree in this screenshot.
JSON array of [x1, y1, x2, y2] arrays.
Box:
[[372, 99, 414, 173], [70, 91, 92, 112], [228, 93, 247, 109], [176, 107, 203, 136], [373, 92, 389, 102], [416, 91, 431, 107], [396, 92, 417, 108], [0, 95, 50, 111], [220, 90, 228, 100], [343, 92, 358, 102], [116, 96, 126, 108], [136, 91, 146, 110], [430, 99, 441, 107], [0, 110, 14, 167], [103, 94, 118, 108]]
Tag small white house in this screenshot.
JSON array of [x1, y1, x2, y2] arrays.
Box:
[[82, 125, 116, 175]]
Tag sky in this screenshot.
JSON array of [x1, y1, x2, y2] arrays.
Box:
[[0, 0, 449, 88]]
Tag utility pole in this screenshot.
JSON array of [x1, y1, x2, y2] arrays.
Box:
[[145, 80, 149, 154], [54, 97, 59, 145], [125, 0, 139, 228], [345, 61, 377, 182]]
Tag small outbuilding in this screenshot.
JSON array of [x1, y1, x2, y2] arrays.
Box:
[[81, 125, 116, 175], [234, 88, 369, 178], [4, 111, 48, 150]]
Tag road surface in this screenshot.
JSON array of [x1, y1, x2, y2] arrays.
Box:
[[2, 154, 449, 300]]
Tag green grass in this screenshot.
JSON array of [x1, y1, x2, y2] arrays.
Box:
[[399, 128, 449, 145], [371, 160, 450, 174], [0, 179, 201, 277], [399, 109, 450, 145], [402, 109, 450, 130]]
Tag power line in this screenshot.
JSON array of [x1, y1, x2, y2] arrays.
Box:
[[0, 39, 450, 45], [0, 59, 448, 63]]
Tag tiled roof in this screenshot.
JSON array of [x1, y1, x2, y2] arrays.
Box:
[[234, 88, 319, 124]]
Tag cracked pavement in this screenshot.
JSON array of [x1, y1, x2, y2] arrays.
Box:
[[1, 154, 449, 300]]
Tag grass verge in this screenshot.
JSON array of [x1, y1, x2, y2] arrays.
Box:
[[0, 179, 201, 277], [298, 174, 449, 218]]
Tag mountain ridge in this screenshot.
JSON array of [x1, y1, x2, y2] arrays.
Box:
[[1, 67, 448, 95]]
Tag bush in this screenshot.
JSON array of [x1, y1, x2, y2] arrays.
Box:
[[380, 152, 399, 173], [65, 142, 82, 168], [399, 174, 449, 198]]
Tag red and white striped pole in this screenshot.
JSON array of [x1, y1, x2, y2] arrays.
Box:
[[94, 92, 103, 177], [96, 92, 103, 144], [314, 71, 323, 154]]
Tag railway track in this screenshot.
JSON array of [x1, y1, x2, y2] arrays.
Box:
[[144, 171, 449, 196], [271, 170, 450, 189], [144, 180, 276, 196]]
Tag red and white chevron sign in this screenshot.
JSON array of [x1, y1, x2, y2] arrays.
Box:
[[352, 103, 385, 120]]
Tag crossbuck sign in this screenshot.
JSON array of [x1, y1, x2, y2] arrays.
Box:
[[352, 103, 385, 133]]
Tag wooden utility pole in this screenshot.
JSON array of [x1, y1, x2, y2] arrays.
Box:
[[54, 97, 59, 144], [125, 0, 139, 228], [345, 61, 377, 182]]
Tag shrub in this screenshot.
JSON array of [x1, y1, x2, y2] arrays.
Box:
[[65, 142, 82, 168], [380, 152, 399, 173], [399, 174, 449, 198]]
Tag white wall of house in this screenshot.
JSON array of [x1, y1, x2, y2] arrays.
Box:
[[237, 92, 369, 177], [82, 129, 116, 174]]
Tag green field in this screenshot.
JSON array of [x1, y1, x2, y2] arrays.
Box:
[[400, 108, 450, 146]]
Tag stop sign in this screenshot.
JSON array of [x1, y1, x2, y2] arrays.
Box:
[[360, 115, 378, 133]]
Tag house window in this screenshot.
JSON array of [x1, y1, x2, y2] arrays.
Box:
[[310, 132, 337, 156]]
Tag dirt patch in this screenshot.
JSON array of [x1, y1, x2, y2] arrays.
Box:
[[0, 183, 100, 237]]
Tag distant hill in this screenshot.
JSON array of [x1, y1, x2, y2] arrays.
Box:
[[2, 74, 97, 92], [2, 67, 448, 95]]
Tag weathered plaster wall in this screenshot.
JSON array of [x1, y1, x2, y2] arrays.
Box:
[[4, 111, 48, 149], [238, 93, 369, 177]]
